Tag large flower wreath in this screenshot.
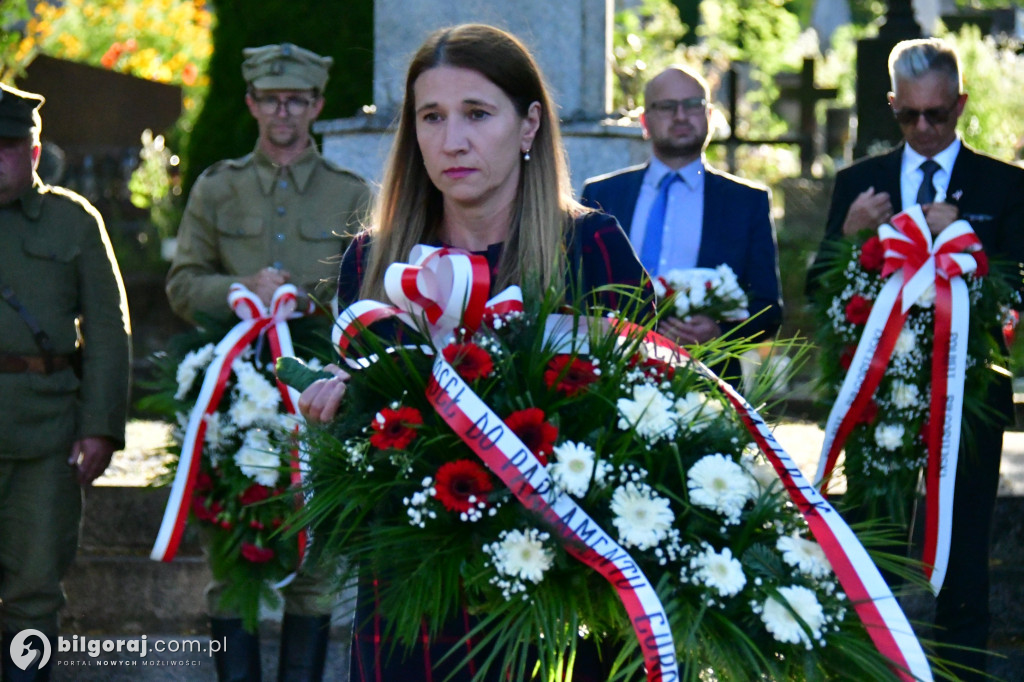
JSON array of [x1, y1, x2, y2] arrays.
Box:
[[810, 206, 1019, 592], [281, 246, 931, 681], [140, 286, 333, 629]]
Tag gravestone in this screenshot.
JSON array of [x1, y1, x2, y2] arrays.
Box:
[[317, 0, 648, 193]]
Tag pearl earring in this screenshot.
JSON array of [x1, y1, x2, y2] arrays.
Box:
[[523, 149, 531, 162]]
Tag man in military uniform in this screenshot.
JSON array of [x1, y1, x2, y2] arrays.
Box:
[[166, 42, 372, 324], [0, 84, 131, 681], [166, 44, 371, 682]]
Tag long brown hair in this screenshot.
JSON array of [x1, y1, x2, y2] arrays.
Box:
[[359, 23, 580, 300]]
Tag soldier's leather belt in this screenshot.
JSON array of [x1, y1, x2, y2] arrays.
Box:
[[0, 353, 74, 374]]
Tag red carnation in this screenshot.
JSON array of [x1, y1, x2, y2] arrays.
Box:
[[239, 484, 272, 506], [369, 406, 424, 450], [859, 236, 885, 272], [191, 496, 217, 523], [433, 460, 494, 513], [194, 471, 213, 493], [543, 355, 599, 397], [504, 407, 557, 465], [240, 542, 276, 563], [655, 276, 675, 297], [845, 295, 873, 325], [443, 342, 494, 381]]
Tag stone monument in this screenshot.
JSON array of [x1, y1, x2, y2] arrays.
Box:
[[316, 0, 648, 193]]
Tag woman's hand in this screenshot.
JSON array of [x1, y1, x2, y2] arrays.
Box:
[[297, 363, 351, 423]]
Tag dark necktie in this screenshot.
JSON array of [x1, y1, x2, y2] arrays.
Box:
[[916, 159, 941, 205], [639, 172, 681, 274]]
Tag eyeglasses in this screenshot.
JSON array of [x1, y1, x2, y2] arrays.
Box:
[[646, 97, 708, 116], [252, 94, 316, 116], [890, 99, 960, 126]]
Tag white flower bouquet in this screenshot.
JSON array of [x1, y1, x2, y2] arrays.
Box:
[[652, 264, 749, 322], [285, 286, 911, 681]]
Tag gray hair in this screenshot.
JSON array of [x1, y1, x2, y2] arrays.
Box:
[[888, 38, 962, 97]]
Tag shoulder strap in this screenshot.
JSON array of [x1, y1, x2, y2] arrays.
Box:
[[0, 278, 57, 368]]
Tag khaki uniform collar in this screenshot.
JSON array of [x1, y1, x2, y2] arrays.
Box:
[[252, 143, 320, 196], [7, 178, 44, 219]]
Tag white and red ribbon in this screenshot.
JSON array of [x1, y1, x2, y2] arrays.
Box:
[[331, 244, 933, 680], [151, 284, 309, 564], [815, 206, 984, 594]]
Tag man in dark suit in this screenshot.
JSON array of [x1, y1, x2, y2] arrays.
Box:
[[581, 65, 782, 354], [808, 38, 1024, 680]]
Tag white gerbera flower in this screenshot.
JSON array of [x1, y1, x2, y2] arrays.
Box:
[[174, 343, 216, 400], [233, 429, 280, 486], [610, 483, 675, 550], [674, 392, 724, 433], [693, 546, 746, 597], [893, 326, 917, 356], [233, 361, 280, 410], [874, 423, 905, 451], [761, 585, 826, 647], [776, 534, 831, 579], [616, 384, 678, 443], [487, 528, 553, 583], [549, 441, 599, 497], [889, 380, 920, 409], [687, 453, 756, 524]]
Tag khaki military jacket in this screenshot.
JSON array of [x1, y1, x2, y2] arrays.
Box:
[[0, 180, 132, 458], [166, 144, 372, 324]]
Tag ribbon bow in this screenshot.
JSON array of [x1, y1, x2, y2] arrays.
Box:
[[151, 283, 310, 563], [333, 245, 524, 359], [816, 205, 984, 594]]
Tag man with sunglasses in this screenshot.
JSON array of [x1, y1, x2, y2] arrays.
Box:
[[166, 43, 371, 682], [167, 43, 372, 326], [809, 38, 1024, 680], [581, 65, 782, 381]]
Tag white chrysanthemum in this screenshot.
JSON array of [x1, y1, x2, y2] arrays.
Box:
[[688, 284, 708, 308], [687, 453, 756, 524], [610, 483, 675, 550], [693, 546, 746, 597], [674, 392, 724, 433], [488, 529, 553, 583], [233, 429, 280, 486], [776, 534, 831, 579], [616, 384, 678, 442], [233, 362, 280, 410], [549, 441, 599, 497], [674, 295, 692, 318], [228, 398, 278, 429], [202, 412, 236, 450], [652, 278, 669, 299], [874, 423, 905, 451], [893, 327, 917, 356], [174, 343, 216, 400], [761, 586, 826, 647], [889, 380, 920, 409]]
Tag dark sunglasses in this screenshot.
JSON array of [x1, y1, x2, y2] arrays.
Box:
[[890, 99, 960, 126]]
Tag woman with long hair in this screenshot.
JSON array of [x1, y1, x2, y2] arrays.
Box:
[[300, 24, 650, 680]]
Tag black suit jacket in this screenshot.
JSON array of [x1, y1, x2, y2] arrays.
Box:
[[580, 163, 783, 341], [809, 142, 1024, 420]]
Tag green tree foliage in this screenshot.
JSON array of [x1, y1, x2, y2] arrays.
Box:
[[184, 0, 373, 191]]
